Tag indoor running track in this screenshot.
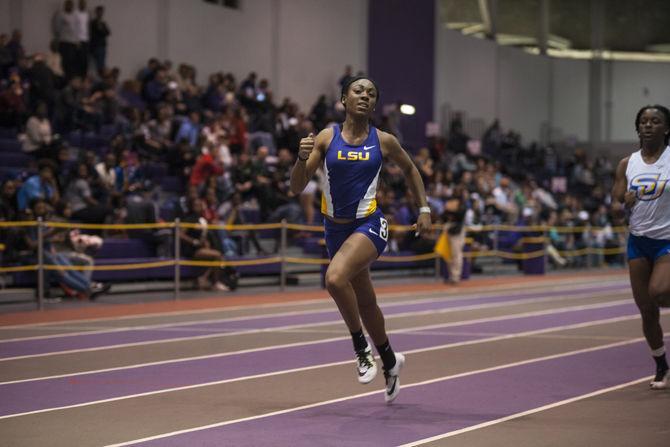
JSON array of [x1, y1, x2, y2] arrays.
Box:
[[0, 271, 668, 446]]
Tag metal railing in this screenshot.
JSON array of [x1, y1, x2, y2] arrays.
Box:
[[0, 220, 627, 310]]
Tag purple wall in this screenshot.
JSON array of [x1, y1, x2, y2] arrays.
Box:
[[368, 0, 435, 151]]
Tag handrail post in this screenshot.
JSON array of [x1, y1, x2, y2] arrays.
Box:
[[493, 226, 500, 276], [37, 218, 44, 310], [542, 226, 549, 274], [174, 219, 180, 301], [280, 219, 287, 291]]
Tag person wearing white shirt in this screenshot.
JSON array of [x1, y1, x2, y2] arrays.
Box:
[[74, 0, 90, 77], [53, 0, 79, 80]]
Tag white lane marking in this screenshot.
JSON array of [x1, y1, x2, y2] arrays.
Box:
[[102, 337, 648, 447], [0, 276, 627, 329], [0, 283, 627, 343], [396, 376, 652, 446], [0, 310, 650, 420], [0, 281, 627, 340], [0, 290, 630, 362], [0, 298, 638, 385]]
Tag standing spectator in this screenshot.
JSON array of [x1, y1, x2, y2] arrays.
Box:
[[46, 40, 65, 81], [0, 34, 13, 78], [74, 0, 90, 77], [338, 65, 353, 91], [89, 6, 110, 75], [28, 54, 57, 110], [53, 0, 79, 81], [442, 185, 467, 283], [6, 30, 24, 67]]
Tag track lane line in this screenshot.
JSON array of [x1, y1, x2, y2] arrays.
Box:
[[0, 289, 629, 361], [101, 337, 650, 447], [0, 307, 651, 420]]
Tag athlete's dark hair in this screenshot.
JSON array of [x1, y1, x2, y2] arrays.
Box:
[[341, 76, 380, 104], [635, 104, 670, 145]]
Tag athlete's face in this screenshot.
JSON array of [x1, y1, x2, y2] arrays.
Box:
[[343, 79, 378, 117], [637, 108, 669, 146]]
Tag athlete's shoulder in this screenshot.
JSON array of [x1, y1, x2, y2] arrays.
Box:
[[376, 128, 401, 149], [315, 126, 336, 151], [615, 155, 631, 177]]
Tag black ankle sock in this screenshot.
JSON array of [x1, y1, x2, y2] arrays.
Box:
[[376, 339, 396, 371], [351, 329, 368, 353], [653, 353, 669, 372]]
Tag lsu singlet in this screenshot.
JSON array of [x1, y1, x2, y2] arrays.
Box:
[[626, 145, 670, 239], [321, 125, 382, 219]]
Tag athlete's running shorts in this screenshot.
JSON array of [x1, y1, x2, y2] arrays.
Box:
[[324, 209, 388, 259], [627, 234, 670, 262]]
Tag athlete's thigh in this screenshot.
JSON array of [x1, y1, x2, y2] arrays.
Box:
[[350, 268, 376, 307], [649, 255, 670, 306], [328, 232, 379, 282], [629, 257, 653, 309]]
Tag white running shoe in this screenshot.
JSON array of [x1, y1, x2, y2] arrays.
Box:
[[355, 346, 378, 384], [650, 369, 669, 390], [384, 352, 405, 403]]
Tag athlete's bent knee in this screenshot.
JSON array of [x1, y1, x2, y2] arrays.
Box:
[[325, 270, 347, 292]]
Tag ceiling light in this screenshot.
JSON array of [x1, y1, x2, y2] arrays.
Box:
[[400, 104, 416, 115]]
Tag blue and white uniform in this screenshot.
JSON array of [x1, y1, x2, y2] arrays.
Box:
[[626, 145, 670, 261], [322, 125, 388, 258]]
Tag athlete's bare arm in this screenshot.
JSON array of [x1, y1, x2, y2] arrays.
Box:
[[290, 127, 333, 195], [612, 156, 636, 209], [378, 130, 431, 236]]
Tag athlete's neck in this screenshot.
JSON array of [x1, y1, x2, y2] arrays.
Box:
[[641, 142, 666, 160], [342, 116, 369, 142]]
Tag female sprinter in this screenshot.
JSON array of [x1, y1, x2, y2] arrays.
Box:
[[612, 104, 670, 389], [290, 77, 432, 403]]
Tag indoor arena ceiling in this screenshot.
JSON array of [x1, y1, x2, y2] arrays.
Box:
[[441, 0, 670, 54]]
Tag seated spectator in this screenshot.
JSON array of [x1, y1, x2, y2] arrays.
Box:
[[21, 198, 110, 300], [118, 80, 145, 110], [63, 162, 110, 225], [137, 105, 173, 160], [190, 142, 224, 191], [17, 159, 61, 213], [22, 102, 60, 159], [143, 67, 168, 106], [0, 179, 21, 264], [0, 73, 28, 128], [174, 110, 201, 147], [179, 198, 230, 292]]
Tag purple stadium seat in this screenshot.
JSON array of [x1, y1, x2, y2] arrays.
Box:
[[0, 152, 31, 168], [0, 128, 18, 138], [94, 238, 156, 259], [0, 138, 22, 153], [160, 176, 183, 194]]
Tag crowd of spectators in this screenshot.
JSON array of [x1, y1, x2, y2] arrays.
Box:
[[0, 3, 627, 296]]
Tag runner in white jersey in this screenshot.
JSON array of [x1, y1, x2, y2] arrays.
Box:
[[613, 105, 670, 390], [290, 77, 432, 403]]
